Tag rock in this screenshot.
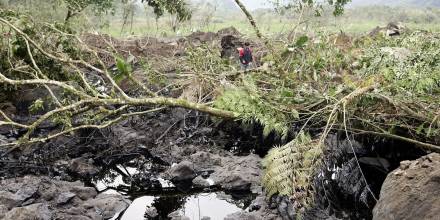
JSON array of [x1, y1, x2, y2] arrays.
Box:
[[83, 194, 130, 219], [373, 153, 440, 220], [190, 151, 221, 168], [0, 176, 128, 220], [277, 196, 296, 220], [0, 176, 41, 209], [211, 154, 261, 192], [145, 207, 158, 218], [168, 210, 190, 220], [3, 203, 52, 220], [192, 176, 211, 188], [168, 160, 196, 183], [399, 160, 412, 170], [15, 181, 40, 201], [0, 205, 8, 219], [0, 191, 22, 209], [224, 211, 262, 220], [249, 196, 265, 212], [110, 124, 147, 147], [54, 214, 93, 220], [55, 192, 77, 205], [168, 210, 180, 218], [69, 184, 97, 200], [69, 158, 99, 177], [219, 174, 251, 192]]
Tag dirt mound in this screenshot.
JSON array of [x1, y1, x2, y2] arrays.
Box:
[[82, 33, 185, 67], [221, 34, 243, 59], [82, 27, 265, 70], [186, 31, 218, 45], [373, 153, 440, 220], [217, 26, 242, 37]]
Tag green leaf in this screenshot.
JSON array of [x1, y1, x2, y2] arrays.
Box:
[[295, 36, 309, 48], [113, 56, 132, 83]]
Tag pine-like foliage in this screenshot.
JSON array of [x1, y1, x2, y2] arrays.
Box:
[[214, 74, 300, 139], [214, 87, 292, 138], [262, 132, 322, 209]]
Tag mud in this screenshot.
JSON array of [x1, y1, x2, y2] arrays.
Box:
[[83, 26, 263, 69], [0, 106, 282, 220], [0, 105, 432, 220]]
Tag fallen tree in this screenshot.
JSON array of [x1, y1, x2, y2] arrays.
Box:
[[1, 0, 440, 218]]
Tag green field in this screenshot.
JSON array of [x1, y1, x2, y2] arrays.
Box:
[[98, 5, 440, 38]]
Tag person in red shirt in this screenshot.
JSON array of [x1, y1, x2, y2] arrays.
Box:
[[238, 42, 253, 71]]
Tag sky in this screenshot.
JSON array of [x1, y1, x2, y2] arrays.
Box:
[[238, 0, 270, 10], [206, 0, 439, 11]]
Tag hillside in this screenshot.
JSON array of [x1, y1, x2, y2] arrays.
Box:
[[349, 0, 440, 8]]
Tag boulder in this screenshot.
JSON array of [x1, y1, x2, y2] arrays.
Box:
[[0, 191, 22, 209], [211, 154, 261, 192], [168, 161, 197, 183], [373, 153, 440, 220], [276, 196, 296, 220], [224, 211, 262, 220], [0, 205, 6, 218], [145, 207, 159, 218], [0, 176, 126, 220], [249, 196, 265, 212], [3, 203, 52, 220], [168, 210, 190, 220], [55, 192, 77, 205], [192, 176, 211, 188], [69, 184, 97, 200], [82, 194, 130, 219], [219, 174, 251, 192], [68, 157, 99, 177]]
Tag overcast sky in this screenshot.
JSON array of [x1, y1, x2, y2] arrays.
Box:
[[237, 0, 270, 10]]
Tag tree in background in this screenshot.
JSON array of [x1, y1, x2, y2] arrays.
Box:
[[1, 0, 191, 25], [270, 0, 351, 16]]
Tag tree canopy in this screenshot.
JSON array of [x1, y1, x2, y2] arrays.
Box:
[[270, 0, 352, 15], [63, 0, 191, 22]]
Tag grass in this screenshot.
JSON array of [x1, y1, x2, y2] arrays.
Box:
[[100, 17, 440, 39], [96, 5, 440, 38]]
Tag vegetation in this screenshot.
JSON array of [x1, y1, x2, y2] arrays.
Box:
[[1, 0, 440, 218]]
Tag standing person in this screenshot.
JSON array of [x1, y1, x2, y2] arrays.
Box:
[[238, 42, 253, 71]]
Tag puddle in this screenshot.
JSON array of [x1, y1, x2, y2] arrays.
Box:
[[94, 163, 252, 220], [121, 193, 245, 220]]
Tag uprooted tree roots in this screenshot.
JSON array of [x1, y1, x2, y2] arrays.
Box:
[[1, 2, 440, 218]]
